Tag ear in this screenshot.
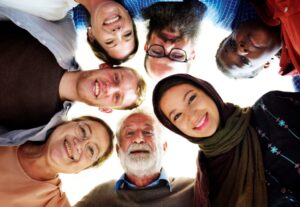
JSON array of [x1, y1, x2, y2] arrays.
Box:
[[263, 61, 270, 69], [116, 144, 120, 156], [99, 63, 112, 70], [87, 27, 95, 43], [190, 49, 196, 60], [162, 141, 168, 152], [99, 108, 113, 113]]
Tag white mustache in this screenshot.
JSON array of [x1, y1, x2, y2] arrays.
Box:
[[127, 143, 152, 154]]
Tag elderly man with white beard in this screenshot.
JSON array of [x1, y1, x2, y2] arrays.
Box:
[[75, 111, 195, 207]]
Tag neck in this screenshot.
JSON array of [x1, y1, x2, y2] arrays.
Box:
[[59, 71, 79, 102], [18, 144, 57, 181], [77, 0, 109, 13], [126, 172, 160, 187]]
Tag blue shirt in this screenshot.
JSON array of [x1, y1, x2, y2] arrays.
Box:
[[292, 75, 300, 92], [115, 168, 172, 192], [201, 0, 258, 30]]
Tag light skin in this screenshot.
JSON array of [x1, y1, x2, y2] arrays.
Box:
[[160, 84, 220, 138], [59, 63, 139, 112], [218, 21, 281, 77], [145, 30, 195, 80], [81, 0, 135, 59], [18, 120, 110, 181], [116, 113, 167, 187]]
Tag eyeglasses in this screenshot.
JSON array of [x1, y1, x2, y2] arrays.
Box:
[[146, 44, 188, 62]]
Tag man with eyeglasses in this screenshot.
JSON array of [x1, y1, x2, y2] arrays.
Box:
[[142, 0, 206, 80]]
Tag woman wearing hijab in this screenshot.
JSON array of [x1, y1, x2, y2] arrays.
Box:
[[0, 116, 114, 207], [152, 74, 300, 207]]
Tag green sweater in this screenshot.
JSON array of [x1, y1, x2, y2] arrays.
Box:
[[75, 177, 194, 207]]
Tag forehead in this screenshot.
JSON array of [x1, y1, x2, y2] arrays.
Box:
[[122, 114, 155, 129]]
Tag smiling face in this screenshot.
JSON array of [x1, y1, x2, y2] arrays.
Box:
[[145, 30, 195, 79], [159, 83, 220, 138], [217, 21, 281, 78], [76, 67, 139, 109], [117, 113, 165, 176], [90, 1, 135, 59], [45, 120, 110, 174]]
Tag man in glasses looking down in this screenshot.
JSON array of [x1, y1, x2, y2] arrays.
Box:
[[142, 0, 207, 80]]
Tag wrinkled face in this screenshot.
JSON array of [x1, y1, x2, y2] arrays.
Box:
[[90, 1, 135, 59], [145, 30, 195, 80], [76, 68, 139, 109], [45, 120, 110, 173], [218, 21, 281, 77], [160, 84, 220, 138], [117, 113, 164, 176]]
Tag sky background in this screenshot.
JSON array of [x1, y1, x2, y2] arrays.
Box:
[[59, 19, 293, 205]]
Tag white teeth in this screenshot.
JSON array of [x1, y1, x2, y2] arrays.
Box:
[[104, 16, 120, 25], [64, 140, 73, 160], [95, 81, 99, 97], [196, 114, 206, 128]]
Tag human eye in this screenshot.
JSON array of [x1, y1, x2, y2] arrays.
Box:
[[114, 93, 120, 104], [173, 113, 182, 122], [78, 124, 87, 139], [105, 39, 114, 45], [188, 94, 196, 104], [240, 56, 250, 66], [142, 130, 153, 136], [113, 73, 120, 83], [126, 130, 135, 137], [149, 46, 164, 57], [170, 50, 185, 61], [87, 144, 98, 160], [123, 31, 132, 38]]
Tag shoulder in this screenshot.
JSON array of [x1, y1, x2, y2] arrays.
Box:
[[74, 180, 116, 207]]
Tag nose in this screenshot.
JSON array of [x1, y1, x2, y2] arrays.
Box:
[[133, 130, 145, 144], [237, 41, 249, 55], [163, 42, 175, 55], [73, 137, 88, 155], [112, 25, 121, 32]]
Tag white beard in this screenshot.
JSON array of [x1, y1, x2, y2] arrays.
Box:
[[119, 143, 163, 177]]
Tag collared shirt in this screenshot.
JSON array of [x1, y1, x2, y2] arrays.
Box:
[[115, 168, 172, 192], [202, 0, 258, 30], [0, 6, 79, 71]]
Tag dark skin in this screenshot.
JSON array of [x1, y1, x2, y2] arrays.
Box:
[[217, 20, 281, 78]]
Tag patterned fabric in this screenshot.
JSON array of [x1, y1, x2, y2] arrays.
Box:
[[293, 75, 300, 92], [72, 4, 89, 30], [117, 0, 180, 19], [251, 91, 300, 206], [72, 0, 176, 30], [202, 0, 258, 30]]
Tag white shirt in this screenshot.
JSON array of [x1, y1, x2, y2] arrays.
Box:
[[0, 0, 78, 21]]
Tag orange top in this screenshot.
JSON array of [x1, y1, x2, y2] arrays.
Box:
[[253, 0, 300, 75], [0, 146, 70, 207]]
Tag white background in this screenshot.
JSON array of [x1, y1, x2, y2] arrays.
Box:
[[60, 20, 293, 205]]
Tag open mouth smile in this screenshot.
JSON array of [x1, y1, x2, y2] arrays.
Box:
[[193, 112, 208, 131], [94, 80, 100, 98], [64, 139, 80, 161], [104, 15, 120, 25]]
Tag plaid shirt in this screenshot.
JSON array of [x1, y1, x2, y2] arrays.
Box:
[[293, 75, 300, 92], [73, 0, 258, 31], [202, 0, 258, 30]]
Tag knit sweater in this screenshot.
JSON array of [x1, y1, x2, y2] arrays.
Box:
[[75, 177, 194, 207]]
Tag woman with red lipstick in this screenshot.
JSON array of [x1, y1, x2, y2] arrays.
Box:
[[0, 116, 114, 207], [152, 74, 300, 207]]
